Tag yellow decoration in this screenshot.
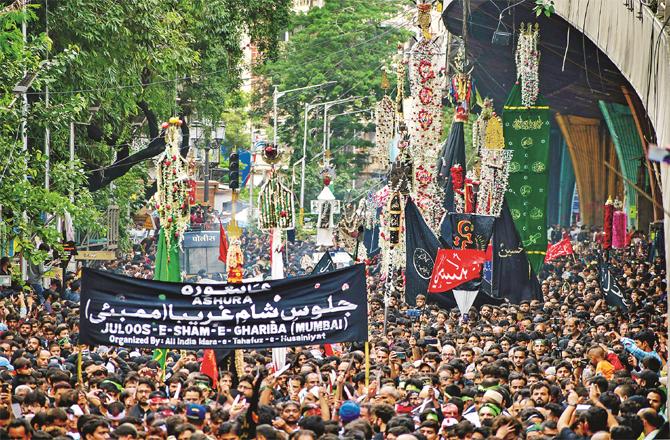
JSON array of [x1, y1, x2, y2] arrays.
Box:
[[484, 116, 504, 149], [417, 3, 432, 40], [381, 68, 390, 90]]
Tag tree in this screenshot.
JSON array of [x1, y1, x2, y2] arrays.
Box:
[[255, 0, 408, 203], [0, 0, 292, 258], [0, 6, 100, 263], [42, 0, 292, 192]]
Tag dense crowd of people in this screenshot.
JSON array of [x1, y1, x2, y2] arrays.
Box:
[[0, 223, 666, 440]]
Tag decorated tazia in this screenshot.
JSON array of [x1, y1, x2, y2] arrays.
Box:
[[337, 199, 366, 254], [413, 164, 445, 234], [463, 170, 479, 214], [515, 23, 540, 107], [483, 110, 504, 150], [374, 70, 395, 167], [416, 1, 432, 40], [449, 45, 475, 119], [226, 239, 243, 283], [257, 144, 295, 230], [476, 148, 513, 217], [388, 131, 414, 195], [603, 197, 614, 250], [472, 98, 495, 155], [407, 37, 445, 166], [154, 117, 193, 254], [387, 192, 402, 247]]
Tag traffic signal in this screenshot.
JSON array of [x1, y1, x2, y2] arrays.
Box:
[[229, 150, 239, 189]]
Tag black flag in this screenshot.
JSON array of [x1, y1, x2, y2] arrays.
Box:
[[436, 121, 466, 213], [405, 199, 503, 309], [312, 252, 335, 274], [405, 199, 441, 306], [364, 223, 381, 257], [449, 213, 495, 251], [448, 213, 495, 291], [491, 201, 543, 304], [600, 263, 629, 312]]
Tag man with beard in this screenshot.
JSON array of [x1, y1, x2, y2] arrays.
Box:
[[18, 321, 32, 339], [25, 337, 42, 358], [272, 401, 300, 435], [127, 378, 154, 419], [530, 382, 551, 407]]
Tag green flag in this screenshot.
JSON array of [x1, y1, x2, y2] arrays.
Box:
[[502, 84, 551, 272], [152, 228, 182, 374], [154, 228, 182, 282]]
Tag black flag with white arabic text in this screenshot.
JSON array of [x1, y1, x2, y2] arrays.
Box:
[[405, 198, 441, 306], [312, 252, 335, 275], [599, 263, 629, 312], [491, 201, 543, 303]]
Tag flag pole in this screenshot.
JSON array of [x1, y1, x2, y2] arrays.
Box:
[[364, 341, 370, 388]]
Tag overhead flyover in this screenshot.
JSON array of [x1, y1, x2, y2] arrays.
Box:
[[551, 0, 669, 254], [442, 0, 664, 230]]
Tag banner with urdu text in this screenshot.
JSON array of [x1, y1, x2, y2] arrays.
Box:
[[80, 266, 368, 349], [502, 84, 550, 272]]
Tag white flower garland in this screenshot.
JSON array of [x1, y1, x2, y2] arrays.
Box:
[[515, 23, 540, 107]]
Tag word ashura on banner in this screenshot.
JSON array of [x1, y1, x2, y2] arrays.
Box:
[[80, 265, 368, 349]]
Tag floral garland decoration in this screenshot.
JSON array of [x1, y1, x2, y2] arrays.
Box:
[[408, 38, 444, 166], [155, 117, 192, 256], [515, 23, 540, 107], [603, 197, 613, 250], [464, 170, 479, 214], [476, 149, 513, 217], [413, 164, 444, 234], [226, 239, 244, 283], [450, 164, 465, 213], [375, 95, 395, 168], [257, 144, 295, 230]]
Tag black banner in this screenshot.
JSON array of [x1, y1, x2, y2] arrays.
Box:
[[405, 199, 441, 306], [80, 266, 368, 349]]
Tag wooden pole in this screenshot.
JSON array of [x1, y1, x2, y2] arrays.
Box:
[[364, 341, 370, 388]]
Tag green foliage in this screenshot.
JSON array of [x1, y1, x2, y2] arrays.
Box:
[[256, 0, 407, 205], [534, 0, 555, 17], [0, 0, 292, 263], [0, 7, 100, 264]]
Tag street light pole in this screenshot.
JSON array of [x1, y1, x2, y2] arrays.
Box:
[[203, 142, 211, 204], [322, 96, 358, 156], [69, 122, 75, 202], [300, 102, 316, 224], [298, 97, 358, 224], [272, 81, 336, 148], [326, 107, 373, 152]]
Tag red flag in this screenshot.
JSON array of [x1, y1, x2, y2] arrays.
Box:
[[428, 249, 487, 293], [218, 222, 228, 264], [200, 349, 218, 389], [544, 237, 574, 262]]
